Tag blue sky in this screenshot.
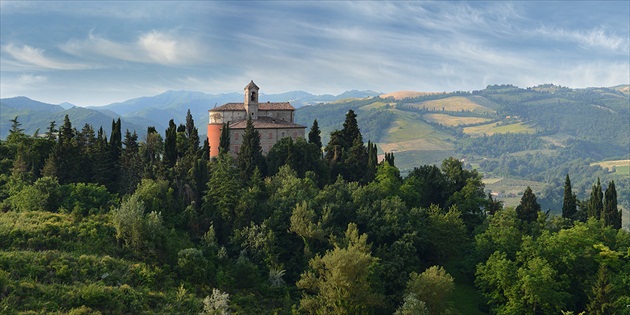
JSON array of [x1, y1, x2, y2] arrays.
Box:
[[1, 1, 628, 106]]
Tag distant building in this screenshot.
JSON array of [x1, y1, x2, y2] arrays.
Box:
[[207, 81, 306, 157]]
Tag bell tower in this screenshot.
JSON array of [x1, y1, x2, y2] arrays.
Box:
[[244, 80, 259, 120]]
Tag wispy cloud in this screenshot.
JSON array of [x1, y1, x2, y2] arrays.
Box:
[[60, 30, 207, 66], [533, 26, 628, 53], [2, 44, 92, 70], [17, 74, 47, 85]]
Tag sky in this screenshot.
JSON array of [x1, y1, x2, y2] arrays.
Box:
[[1, 1, 629, 106]]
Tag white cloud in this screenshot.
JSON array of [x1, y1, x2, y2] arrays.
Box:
[[2, 44, 91, 70], [534, 26, 628, 53], [17, 74, 47, 85], [60, 30, 207, 66]]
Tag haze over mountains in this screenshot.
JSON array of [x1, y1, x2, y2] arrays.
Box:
[[0, 89, 380, 139]]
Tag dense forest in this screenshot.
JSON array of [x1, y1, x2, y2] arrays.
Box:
[[0, 110, 628, 314]]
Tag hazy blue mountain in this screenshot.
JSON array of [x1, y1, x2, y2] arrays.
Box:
[[0, 97, 144, 139], [58, 102, 76, 110]]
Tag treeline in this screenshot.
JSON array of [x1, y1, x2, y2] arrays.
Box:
[[0, 110, 628, 314], [456, 133, 546, 158]]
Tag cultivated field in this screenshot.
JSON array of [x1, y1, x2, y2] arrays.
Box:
[[423, 113, 493, 127], [591, 159, 630, 176], [463, 122, 536, 136], [380, 91, 439, 100], [407, 96, 495, 114]]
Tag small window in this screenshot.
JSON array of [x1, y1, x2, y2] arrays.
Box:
[[234, 133, 239, 140], [269, 132, 273, 139]]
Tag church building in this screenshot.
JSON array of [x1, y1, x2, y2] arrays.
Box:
[[207, 81, 306, 157]]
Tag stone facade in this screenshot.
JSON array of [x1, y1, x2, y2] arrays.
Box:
[[207, 81, 306, 157]]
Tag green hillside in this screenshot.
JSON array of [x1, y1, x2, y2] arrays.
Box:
[[295, 84, 630, 218]]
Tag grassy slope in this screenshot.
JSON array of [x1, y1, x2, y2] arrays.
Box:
[[0, 211, 199, 314], [376, 109, 455, 171], [424, 113, 493, 127]]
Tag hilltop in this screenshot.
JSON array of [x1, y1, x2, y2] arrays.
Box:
[[295, 84, 630, 219]]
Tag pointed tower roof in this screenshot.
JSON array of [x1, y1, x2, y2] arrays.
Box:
[[245, 80, 259, 90]]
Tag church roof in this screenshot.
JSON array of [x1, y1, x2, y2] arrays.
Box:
[[211, 102, 295, 111], [245, 80, 259, 90], [229, 116, 306, 129]]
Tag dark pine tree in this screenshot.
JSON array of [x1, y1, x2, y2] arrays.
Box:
[[201, 138, 210, 161], [91, 127, 114, 188], [364, 141, 378, 183], [218, 122, 230, 155], [308, 119, 322, 150], [603, 181, 620, 229], [164, 119, 178, 168], [119, 130, 142, 195], [237, 118, 266, 181], [45, 120, 57, 141], [42, 115, 81, 184], [384, 152, 395, 167], [185, 109, 200, 158], [588, 178, 604, 220], [341, 109, 362, 149], [108, 118, 122, 192], [343, 137, 367, 183], [516, 186, 541, 223], [562, 174, 577, 220]]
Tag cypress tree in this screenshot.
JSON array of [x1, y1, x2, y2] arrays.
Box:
[[562, 174, 577, 219], [218, 122, 230, 154], [365, 141, 378, 183], [341, 109, 362, 149], [185, 109, 200, 157], [237, 118, 266, 180], [603, 181, 620, 229], [516, 186, 541, 223], [164, 119, 178, 167], [109, 118, 122, 192], [119, 130, 142, 195], [588, 178, 604, 220], [201, 138, 210, 161], [308, 119, 322, 149]]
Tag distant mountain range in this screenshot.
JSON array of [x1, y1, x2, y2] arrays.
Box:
[[0, 89, 380, 139]]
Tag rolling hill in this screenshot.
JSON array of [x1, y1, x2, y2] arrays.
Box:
[[295, 84, 630, 222]]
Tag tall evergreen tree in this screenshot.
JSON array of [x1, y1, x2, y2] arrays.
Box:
[[516, 186, 541, 223], [364, 141, 378, 183], [164, 119, 178, 167], [201, 138, 210, 161], [140, 126, 164, 179], [119, 130, 143, 195], [562, 174, 577, 219], [108, 118, 122, 192], [218, 122, 230, 154], [237, 118, 266, 180], [91, 127, 115, 188], [184, 109, 200, 157], [588, 178, 604, 220], [42, 115, 81, 184], [341, 109, 362, 149], [602, 181, 620, 229], [308, 119, 322, 150], [45, 121, 57, 141]]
